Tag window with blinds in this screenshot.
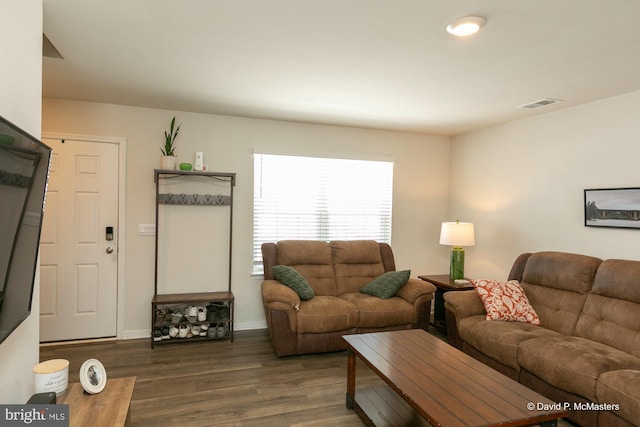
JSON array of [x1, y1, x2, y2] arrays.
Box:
[[253, 153, 393, 274]]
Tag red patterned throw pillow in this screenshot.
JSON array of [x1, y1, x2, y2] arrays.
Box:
[[471, 279, 541, 325]]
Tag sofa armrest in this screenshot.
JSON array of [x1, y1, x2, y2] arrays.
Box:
[[443, 289, 485, 320], [261, 280, 301, 311], [444, 290, 484, 349], [396, 278, 436, 304]]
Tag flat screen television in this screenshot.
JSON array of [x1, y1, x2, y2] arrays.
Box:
[[0, 116, 52, 345]]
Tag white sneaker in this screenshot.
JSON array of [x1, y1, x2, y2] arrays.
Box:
[[187, 305, 198, 317], [169, 325, 179, 338], [178, 323, 189, 338], [191, 324, 201, 336], [197, 306, 207, 322]]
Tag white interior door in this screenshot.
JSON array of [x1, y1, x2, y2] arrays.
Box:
[[39, 138, 119, 342]]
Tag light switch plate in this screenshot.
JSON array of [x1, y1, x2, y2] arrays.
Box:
[[138, 224, 156, 236]]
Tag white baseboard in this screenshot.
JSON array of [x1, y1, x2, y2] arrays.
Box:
[[121, 329, 150, 340]]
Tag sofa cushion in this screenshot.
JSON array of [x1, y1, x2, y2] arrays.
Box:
[[597, 369, 640, 426], [519, 251, 601, 335], [340, 292, 415, 328], [575, 259, 640, 358], [272, 265, 315, 301], [331, 240, 386, 294], [518, 336, 640, 402], [458, 315, 561, 370], [296, 296, 358, 333], [472, 279, 541, 325], [360, 270, 410, 299], [276, 240, 337, 296]]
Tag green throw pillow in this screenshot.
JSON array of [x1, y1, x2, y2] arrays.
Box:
[[360, 270, 411, 299], [272, 265, 315, 301]]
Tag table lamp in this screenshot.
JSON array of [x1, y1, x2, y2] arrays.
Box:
[[440, 220, 475, 280]]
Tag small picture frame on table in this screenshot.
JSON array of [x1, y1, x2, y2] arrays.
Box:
[[584, 187, 640, 229], [79, 359, 107, 394]]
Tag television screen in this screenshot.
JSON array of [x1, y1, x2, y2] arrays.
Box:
[[0, 116, 52, 344]]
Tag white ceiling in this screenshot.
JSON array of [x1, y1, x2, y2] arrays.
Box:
[[42, 0, 640, 136]]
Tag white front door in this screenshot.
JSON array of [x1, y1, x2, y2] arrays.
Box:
[[39, 138, 119, 342]]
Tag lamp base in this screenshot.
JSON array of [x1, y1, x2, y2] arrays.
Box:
[[450, 247, 465, 280]]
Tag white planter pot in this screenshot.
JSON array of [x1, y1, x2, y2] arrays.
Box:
[[160, 155, 176, 170]]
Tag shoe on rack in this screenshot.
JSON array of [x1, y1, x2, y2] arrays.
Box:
[[197, 306, 207, 322], [216, 323, 227, 338], [207, 325, 217, 338], [153, 327, 162, 342], [207, 305, 219, 322], [161, 326, 170, 340], [169, 325, 179, 338], [178, 323, 189, 338], [187, 305, 198, 317], [171, 311, 183, 324], [191, 324, 201, 336]]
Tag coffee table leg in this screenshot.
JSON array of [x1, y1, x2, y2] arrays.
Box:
[[346, 349, 355, 409]]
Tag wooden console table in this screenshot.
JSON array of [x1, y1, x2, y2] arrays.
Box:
[[58, 376, 136, 427]]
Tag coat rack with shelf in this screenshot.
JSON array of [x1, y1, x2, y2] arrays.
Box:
[[151, 169, 236, 348]]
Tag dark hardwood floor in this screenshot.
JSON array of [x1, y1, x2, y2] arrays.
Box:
[[40, 329, 375, 426], [40, 329, 575, 427]]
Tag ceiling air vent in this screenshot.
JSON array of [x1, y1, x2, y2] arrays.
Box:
[[517, 98, 563, 109]]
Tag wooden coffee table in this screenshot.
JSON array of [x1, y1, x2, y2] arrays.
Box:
[[344, 330, 568, 427]]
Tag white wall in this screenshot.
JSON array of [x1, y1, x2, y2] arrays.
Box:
[[0, 0, 42, 404], [450, 90, 640, 279], [42, 99, 450, 338]]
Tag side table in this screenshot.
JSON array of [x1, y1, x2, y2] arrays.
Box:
[[58, 376, 136, 427], [418, 275, 474, 334]]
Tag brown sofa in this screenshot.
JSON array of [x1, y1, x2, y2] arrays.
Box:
[[260, 240, 436, 357], [444, 251, 640, 427]]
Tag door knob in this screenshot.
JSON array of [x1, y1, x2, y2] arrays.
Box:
[[106, 247, 114, 254]]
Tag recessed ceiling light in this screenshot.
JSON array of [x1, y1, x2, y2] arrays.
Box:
[[447, 16, 486, 37]]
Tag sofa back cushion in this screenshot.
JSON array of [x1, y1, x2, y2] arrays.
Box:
[[576, 259, 640, 357], [520, 251, 601, 335], [331, 240, 387, 295], [275, 240, 337, 296]]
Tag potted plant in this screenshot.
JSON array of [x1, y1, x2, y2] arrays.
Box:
[[160, 116, 181, 170]]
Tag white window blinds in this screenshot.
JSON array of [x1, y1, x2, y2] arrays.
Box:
[[253, 153, 393, 273]]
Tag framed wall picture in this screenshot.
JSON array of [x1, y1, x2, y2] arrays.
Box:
[[584, 187, 640, 229]]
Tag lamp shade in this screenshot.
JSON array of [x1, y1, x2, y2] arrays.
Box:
[[439, 221, 475, 247]]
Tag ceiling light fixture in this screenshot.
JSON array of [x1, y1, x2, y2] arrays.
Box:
[[447, 16, 486, 37]]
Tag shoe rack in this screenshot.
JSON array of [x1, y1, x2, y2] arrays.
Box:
[[151, 169, 236, 348]]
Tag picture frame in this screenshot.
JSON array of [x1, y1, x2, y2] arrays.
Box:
[[584, 187, 640, 229], [79, 359, 107, 394]]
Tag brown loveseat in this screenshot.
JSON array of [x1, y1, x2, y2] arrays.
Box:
[[260, 240, 436, 357], [444, 251, 640, 427]]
